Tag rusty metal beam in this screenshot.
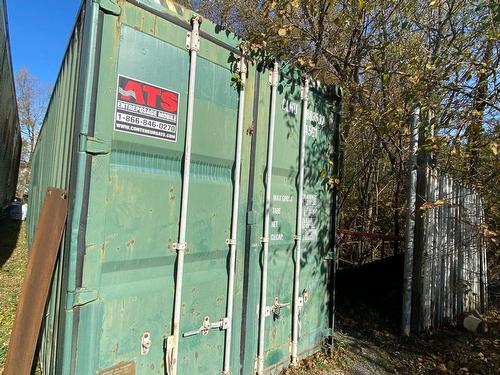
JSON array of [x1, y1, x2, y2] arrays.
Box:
[[4, 188, 68, 375], [337, 229, 403, 242]]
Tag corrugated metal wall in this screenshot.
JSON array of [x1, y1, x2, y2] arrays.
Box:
[[409, 168, 487, 332], [402, 111, 488, 335], [0, 0, 20, 211], [26, 8, 83, 240], [26, 8, 84, 373]]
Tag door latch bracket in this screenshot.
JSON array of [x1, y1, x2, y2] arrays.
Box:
[[172, 242, 188, 251], [183, 316, 230, 337], [298, 289, 310, 309], [265, 296, 290, 319]]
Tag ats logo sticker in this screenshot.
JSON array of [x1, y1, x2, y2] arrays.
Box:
[[114, 75, 179, 142]]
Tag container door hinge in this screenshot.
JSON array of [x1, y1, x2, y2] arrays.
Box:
[[182, 316, 229, 337], [68, 288, 98, 308], [79, 134, 110, 155], [185, 18, 201, 51], [93, 0, 121, 15], [298, 289, 309, 309]]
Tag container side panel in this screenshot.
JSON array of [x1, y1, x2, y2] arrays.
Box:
[[0, 0, 20, 212], [26, 8, 84, 374]]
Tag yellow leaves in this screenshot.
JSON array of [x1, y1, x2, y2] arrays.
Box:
[[277, 24, 294, 37], [419, 199, 447, 215], [269, 0, 299, 15], [490, 142, 498, 156], [419, 201, 433, 214], [434, 199, 445, 207], [297, 57, 316, 68], [328, 177, 341, 188], [354, 0, 365, 9], [409, 75, 420, 85]]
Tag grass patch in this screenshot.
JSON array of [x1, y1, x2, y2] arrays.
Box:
[[0, 218, 28, 372]]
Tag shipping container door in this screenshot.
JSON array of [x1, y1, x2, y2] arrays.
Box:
[[175, 24, 240, 375], [296, 88, 334, 356], [242, 68, 336, 373], [262, 72, 301, 370], [76, 3, 242, 374]]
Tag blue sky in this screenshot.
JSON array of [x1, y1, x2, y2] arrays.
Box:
[[6, 0, 82, 85]]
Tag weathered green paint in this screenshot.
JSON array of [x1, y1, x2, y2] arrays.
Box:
[[26, 4, 84, 372], [27, 1, 342, 374], [0, 0, 20, 212], [238, 67, 339, 374]]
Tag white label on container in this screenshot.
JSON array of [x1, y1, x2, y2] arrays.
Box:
[[303, 194, 318, 241], [114, 75, 179, 142]]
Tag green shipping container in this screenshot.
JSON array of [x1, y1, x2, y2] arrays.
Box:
[[0, 0, 21, 212], [27, 1, 342, 374]]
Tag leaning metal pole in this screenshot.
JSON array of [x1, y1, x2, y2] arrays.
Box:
[[402, 107, 419, 336]]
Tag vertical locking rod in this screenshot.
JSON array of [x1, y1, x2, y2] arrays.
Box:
[[291, 76, 309, 366], [167, 16, 201, 375], [222, 53, 247, 375], [257, 60, 279, 375]]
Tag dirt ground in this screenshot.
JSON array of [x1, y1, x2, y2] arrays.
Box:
[[284, 285, 500, 375], [284, 306, 499, 375]]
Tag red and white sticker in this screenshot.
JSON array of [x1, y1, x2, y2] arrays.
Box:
[[114, 75, 179, 142]]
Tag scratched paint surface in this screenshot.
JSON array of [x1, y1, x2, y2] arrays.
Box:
[[26, 1, 341, 374]]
